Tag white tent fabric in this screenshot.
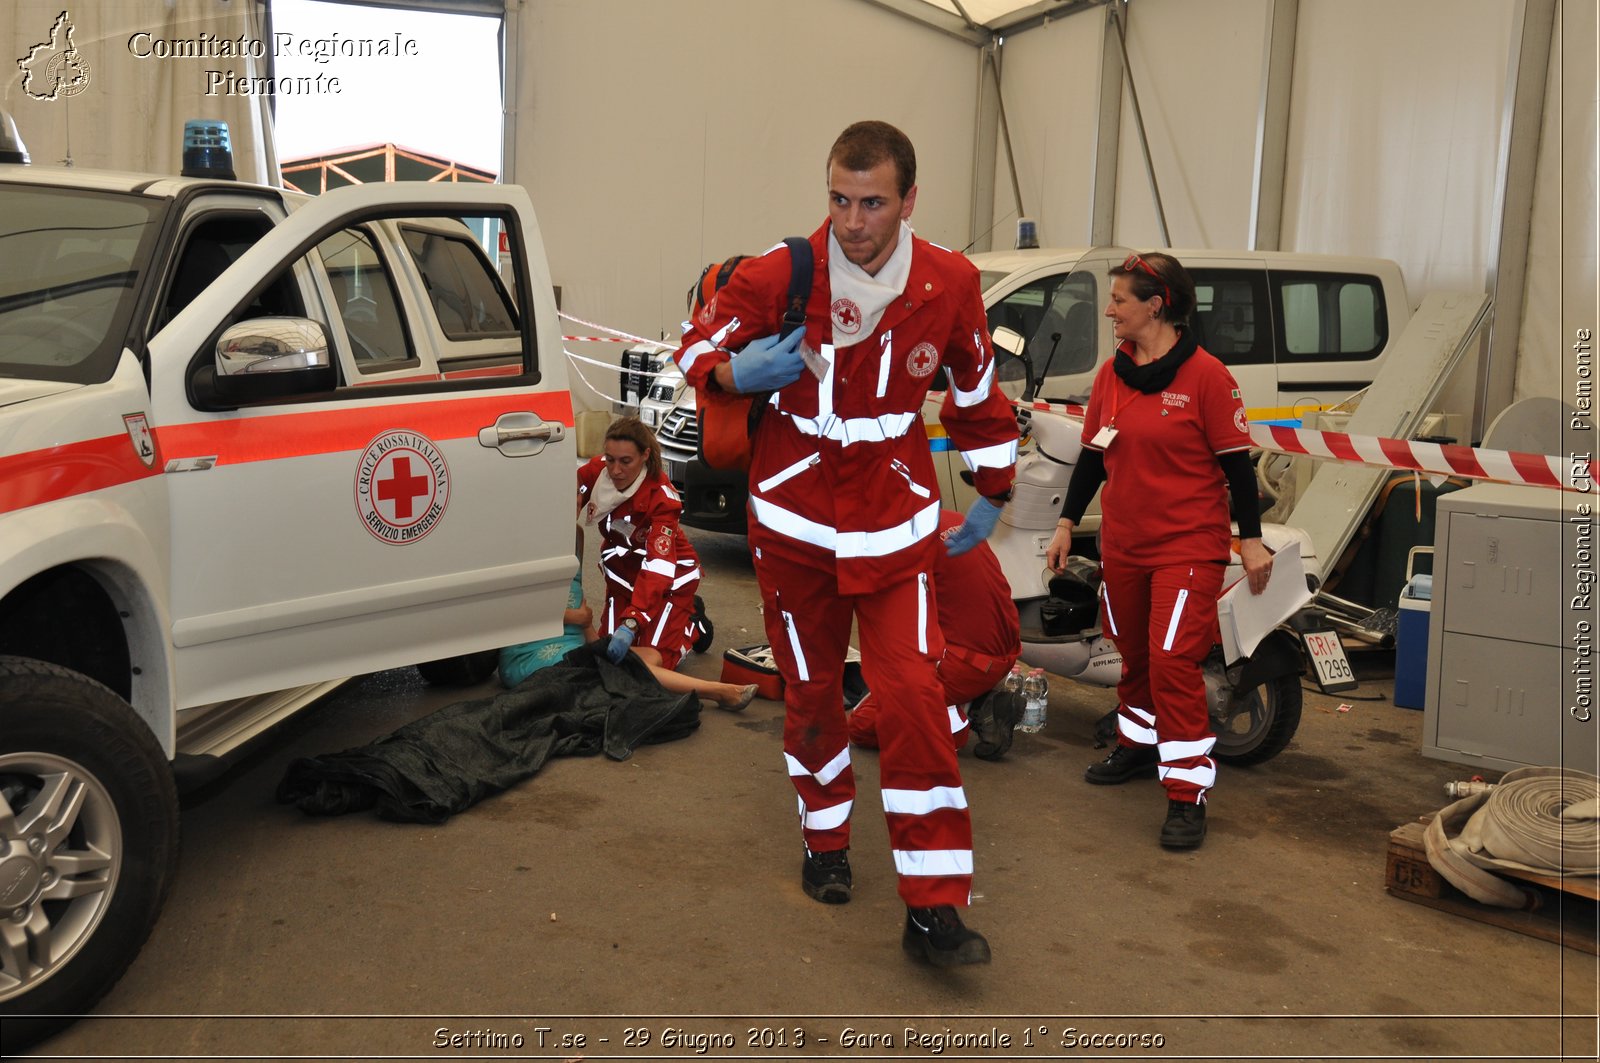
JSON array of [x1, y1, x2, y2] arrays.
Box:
[[1281, 0, 1515, 416], [1517, 0, 1596, 406], [1109, 0, 1267, 249], [506, 0, 983, 350], [1, 0, 274, 182]]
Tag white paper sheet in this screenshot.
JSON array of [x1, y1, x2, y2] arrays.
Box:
[[1217, 539, 1313, 664]]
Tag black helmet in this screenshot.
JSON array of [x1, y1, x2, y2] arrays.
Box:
[[1040, 558, 1101, 635]]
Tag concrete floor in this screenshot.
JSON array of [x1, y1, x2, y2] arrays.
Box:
[[24, 526, 1600, 1061]]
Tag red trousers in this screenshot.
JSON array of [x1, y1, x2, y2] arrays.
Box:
[[848, 643, 1018, 751], [754, 552, 973, 908], [1099, 559, 1225, 804]]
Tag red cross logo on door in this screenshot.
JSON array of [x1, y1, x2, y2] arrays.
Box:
[[378, 455, 430, 520], [355, 430, 453, 544]]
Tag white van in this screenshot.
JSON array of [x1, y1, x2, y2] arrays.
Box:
[[925, 246, 1415, 508], [969, 246, 1410, 414], [655, 246, 1413, 530]]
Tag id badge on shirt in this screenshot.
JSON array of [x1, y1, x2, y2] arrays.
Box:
[[1091, 425, 1119, 449], [612, 518, 636, 542]]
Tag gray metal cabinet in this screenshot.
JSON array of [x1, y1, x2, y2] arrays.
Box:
[[1421, 483, 1598, 774]]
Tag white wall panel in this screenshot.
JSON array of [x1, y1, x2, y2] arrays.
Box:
[[1112, 0, 1269, 250], [510, 0, 982, 351], [987, 12, 1103, 249], [1283, 0, 1514, 420], [1283, 0, 1514, 290], [1516, 0, 1596, 408]]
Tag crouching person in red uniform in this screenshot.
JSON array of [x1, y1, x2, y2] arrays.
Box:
[[579, 416, 757, 711], [1045, 252, 1272, 851], [675, 121, 1017, 965], [849, 508, 1022, 759]]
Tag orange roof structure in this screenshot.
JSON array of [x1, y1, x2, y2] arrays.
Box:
[[280, 143, 497, 193]]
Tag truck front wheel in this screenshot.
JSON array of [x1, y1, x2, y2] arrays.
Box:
[[0, 656, 179, 1048]]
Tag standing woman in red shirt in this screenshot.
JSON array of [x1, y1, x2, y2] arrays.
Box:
[[1044, 252, 1271, 850], [578, 416, 757, 711]]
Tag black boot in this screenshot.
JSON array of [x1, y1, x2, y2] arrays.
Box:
[[801, 848, 852, 904], [1159, 798, 1207, 849], [970, 690, 1021, 761], [902, 905, 992, 966], [1084, 743, 1159, 784]]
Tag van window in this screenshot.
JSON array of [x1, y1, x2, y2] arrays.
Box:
[[400, 224, 518, 340], [1189, 269, 1271, 367], [985, 270, 1098, 384], [1274, 271, 1386, 362]]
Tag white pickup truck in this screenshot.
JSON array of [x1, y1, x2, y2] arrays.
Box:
[[652, 245, 1416, 529], [0, 153, 577, 1034]]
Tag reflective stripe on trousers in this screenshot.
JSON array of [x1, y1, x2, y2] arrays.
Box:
[[755, 554, 974, 907]]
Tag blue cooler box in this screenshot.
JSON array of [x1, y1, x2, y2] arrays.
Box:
[[1394, 575, 1432, 710]]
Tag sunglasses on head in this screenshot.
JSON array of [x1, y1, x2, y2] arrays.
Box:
[[1122, 253, 1172, 309]]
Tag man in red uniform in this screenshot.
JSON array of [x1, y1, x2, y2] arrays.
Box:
[[848, 509, 1022, 759], [675, 121, 1017, 965]]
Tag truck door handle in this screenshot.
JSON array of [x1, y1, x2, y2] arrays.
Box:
[[478, 413, 565, 456]]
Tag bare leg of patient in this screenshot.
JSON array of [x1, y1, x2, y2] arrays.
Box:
[[632, 646, 758, 711]]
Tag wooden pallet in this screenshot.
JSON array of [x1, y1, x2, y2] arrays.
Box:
[[1386, 818, 1600, 954]]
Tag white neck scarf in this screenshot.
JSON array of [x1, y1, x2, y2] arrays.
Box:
[[583, 469, 646, 527], [827, 220, 914, 346]]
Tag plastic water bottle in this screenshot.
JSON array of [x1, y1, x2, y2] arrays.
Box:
[[1002, 663, 1025, 697], [1018, 668, 1048, 734]]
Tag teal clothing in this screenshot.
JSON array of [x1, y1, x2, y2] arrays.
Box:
[[500, 576, 587, 688]]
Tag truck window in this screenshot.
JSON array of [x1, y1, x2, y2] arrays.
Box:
[[1274, 271, 1387, 362], [0, 186, 160, 386], [1189, 268, 1272, 367], [160, 213, 304, 330], [399, 223, 518, 340], [316, 227, 414, 372]]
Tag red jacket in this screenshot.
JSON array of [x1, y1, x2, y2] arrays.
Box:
[[675, 221, 1018, 594], [577, 459, 702, 628]]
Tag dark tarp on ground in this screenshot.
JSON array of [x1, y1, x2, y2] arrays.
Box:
[[275, 644, 700, 823]]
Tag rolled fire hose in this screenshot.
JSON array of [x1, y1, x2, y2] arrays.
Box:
[[1423, 767, 1600, 908]]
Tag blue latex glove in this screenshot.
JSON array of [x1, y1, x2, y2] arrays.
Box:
[[603, 623, 636, 664], [728, 329, 806, 393], [942, 497, 1005, 557]]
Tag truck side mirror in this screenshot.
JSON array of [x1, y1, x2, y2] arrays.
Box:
[[210, 317, 334, 403]]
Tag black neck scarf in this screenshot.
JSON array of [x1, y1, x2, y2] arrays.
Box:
[[1113, 327, 1198, 394]]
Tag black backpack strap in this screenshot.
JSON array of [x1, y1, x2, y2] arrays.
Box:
[[778, 236, 812, 338], [748, 237, 814, 438]]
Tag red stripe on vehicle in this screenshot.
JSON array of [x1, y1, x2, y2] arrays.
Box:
[[157, 391, 574, 464], [1, 390, 574, 514], [0, 436, 159, 515]]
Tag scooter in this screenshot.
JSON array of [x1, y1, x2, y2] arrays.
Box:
[[985, 337, 1347, 765]]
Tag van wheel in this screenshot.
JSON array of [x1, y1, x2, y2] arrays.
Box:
[[416, 650, 499, 686], [0, 656, 179, 1049]]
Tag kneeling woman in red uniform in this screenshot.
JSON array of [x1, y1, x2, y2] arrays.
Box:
[[578, 416, 756, 710]]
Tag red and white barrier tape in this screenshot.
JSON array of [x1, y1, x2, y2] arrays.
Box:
[[563, 348, 679, 381], [1014, 398, 1579, 491], [1014, 397, 1086, 419], [1248, 423, 1574, 491], [556, 310, 674, 351]]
